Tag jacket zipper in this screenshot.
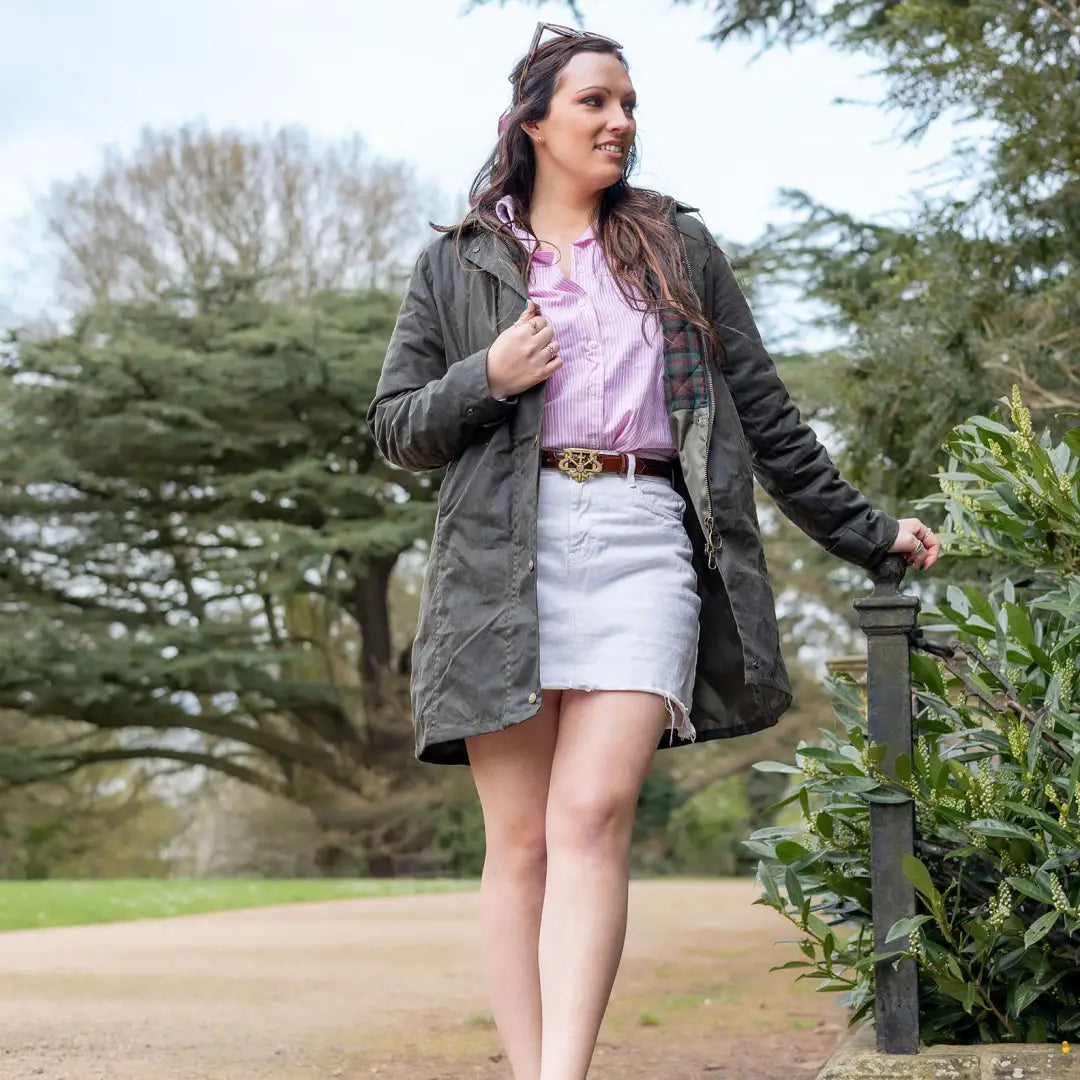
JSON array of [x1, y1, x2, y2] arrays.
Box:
[[676, 226, 723, 569]]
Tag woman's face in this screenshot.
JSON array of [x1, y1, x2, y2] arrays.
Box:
[[524, 50, 637, 194]]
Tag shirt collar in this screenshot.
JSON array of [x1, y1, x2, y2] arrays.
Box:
[[493, 195, 596, 265]]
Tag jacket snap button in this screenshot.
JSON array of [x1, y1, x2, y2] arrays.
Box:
[[528, 558, 535, 571], [528, 692, 537, 704]]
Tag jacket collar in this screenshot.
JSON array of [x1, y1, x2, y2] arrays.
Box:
[[460, 230, 530, 305], [457, 194, 700, 302]]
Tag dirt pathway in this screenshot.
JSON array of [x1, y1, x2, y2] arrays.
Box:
[[0, 880, 847, 1079]]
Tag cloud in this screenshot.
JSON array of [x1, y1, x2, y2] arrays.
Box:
[[0, 0, 964, 324]]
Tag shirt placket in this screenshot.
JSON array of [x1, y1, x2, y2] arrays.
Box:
[[574, 242, 604, 449]]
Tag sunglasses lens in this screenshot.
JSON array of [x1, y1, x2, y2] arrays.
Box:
[[517, 23, 622, 101]]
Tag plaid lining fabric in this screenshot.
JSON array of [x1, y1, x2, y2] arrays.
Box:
[[649, 214, 709, 413], [660, 313, 708, 412]]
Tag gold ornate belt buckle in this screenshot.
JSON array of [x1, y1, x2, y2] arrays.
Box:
[[557, 447, 603, 483]]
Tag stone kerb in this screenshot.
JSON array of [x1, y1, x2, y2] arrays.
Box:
[[818, 1023, 1078, 1080]]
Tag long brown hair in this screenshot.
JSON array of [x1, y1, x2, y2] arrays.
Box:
[[439, 34, 716, 350]]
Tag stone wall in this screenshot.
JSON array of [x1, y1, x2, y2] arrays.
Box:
[[818, 1022, 1077, 1080]]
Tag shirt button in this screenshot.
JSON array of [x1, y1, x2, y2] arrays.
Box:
[[587, 339, 598, 349], [578, 298, 587, 308], [528, 693, 537, 704]]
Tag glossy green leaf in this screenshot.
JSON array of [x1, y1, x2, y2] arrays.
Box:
[[902, 854, 941, 904], [862, 787, 913, 804], [1026, 717, 1043, 777], [796, 746, 853, 764], [946, 585, 971, 617], [884, 914, 934, 944], [775, 840, 809, 864], [785, 867, 805, 909], [1024, 910, 1059, 950], [1004, 602, 1036, 651], [1040, 849, 1080, 871], [931, 975, 971, 1005], [995, 482, 1024, 515], [753, 760, 803, 774], [1024, 1016, 1049, 1043], [962, 587, 997, 625], [970, 415, 1015, 437], [969, 819, 1037, 842], [1012, 979, 1045, 1018], [1002, 803, 1077, 850], [1005, 876, 1054, 904], [741, 840, 779, 860], [910, 651, 945, 697], [758, 865, 782, 908], [859, 949, 908, 967]]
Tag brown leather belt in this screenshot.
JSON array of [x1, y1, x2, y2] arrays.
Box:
[[540, 448, 674, 484]]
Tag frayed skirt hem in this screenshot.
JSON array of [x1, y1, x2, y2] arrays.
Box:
[[540, 683, 697, 747]]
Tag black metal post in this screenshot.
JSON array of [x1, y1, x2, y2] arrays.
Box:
[[853, 554, 921, 1055]]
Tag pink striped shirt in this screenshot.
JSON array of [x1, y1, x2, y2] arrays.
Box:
[[495, 196, 675, 459]]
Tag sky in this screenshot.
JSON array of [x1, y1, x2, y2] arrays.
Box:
[[0, 0, 965, 327]]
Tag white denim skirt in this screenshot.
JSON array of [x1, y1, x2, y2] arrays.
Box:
[[535, 461, 701, 744]]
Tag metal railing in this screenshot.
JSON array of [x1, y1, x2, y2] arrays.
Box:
[[851, 551, 943, 1055]]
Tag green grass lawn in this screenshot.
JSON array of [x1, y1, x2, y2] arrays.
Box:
[[0, 877, 478, 933]]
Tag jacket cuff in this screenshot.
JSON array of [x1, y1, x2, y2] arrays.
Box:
[[830, 510, 901, 570], [446, 349, 516, 426]]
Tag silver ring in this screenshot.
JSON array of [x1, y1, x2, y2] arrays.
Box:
[[545, 342, 557, 360], [530, 318, 542, 335], [913, 539, 925, 555]]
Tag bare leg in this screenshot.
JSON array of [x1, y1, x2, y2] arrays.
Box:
[[465, 692, 561, 1080], [538, 690, 669, 1080]]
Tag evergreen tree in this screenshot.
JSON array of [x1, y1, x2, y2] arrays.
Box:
[[701, 0, 1080, 505], [0, 281, 435, 805]]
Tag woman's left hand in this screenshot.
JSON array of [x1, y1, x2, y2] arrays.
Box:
[[889, 518, 940, 571]]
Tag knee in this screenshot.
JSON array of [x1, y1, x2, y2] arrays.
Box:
[[547, 796, 629, 856], [484, 826, 548, 882]]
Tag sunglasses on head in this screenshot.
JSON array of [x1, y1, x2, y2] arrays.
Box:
[[515, 22, 623, 104]]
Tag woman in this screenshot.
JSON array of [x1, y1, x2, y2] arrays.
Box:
[[368, 22, 939, 1080]]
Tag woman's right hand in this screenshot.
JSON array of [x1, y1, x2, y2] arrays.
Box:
[[485, 300, 562, 400]]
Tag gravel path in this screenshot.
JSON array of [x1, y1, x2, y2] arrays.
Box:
[[0, 879, 848, 1079]]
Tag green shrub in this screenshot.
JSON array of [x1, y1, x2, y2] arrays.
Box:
[[431, 788, 486, 876], [667, 774, 753, 876], [747, 388, 1080, 1044]]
